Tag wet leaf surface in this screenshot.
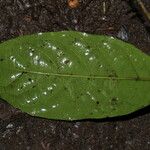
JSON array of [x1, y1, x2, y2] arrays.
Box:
[[0, 31, 150, 120]]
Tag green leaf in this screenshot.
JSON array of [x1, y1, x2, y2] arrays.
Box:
[[0, 31, 150, 121]]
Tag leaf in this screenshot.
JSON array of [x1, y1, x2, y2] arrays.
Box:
[[0, 31, 150, 121]]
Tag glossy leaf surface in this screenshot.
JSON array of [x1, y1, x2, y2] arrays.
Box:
[[0, 31, 150, 120]]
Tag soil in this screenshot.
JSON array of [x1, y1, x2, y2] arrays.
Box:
[[0, 0, 150, 150]]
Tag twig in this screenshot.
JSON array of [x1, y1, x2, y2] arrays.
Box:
[[99, 27, 115, 31], [137, 0, 150, 21], [103, 1, 106, 15]]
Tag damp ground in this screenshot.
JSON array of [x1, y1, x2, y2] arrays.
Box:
[[0, 0, 150, 150]]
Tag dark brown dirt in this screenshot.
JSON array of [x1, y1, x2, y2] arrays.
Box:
[[0, 0, 150, 150]]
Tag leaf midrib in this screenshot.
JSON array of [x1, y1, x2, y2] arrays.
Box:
[[13, 68, 150, 82]]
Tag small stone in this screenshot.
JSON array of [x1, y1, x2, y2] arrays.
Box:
[[6, 123, 13, 129]]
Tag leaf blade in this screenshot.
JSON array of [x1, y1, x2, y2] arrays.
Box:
[[0, 31, 150, 120]]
